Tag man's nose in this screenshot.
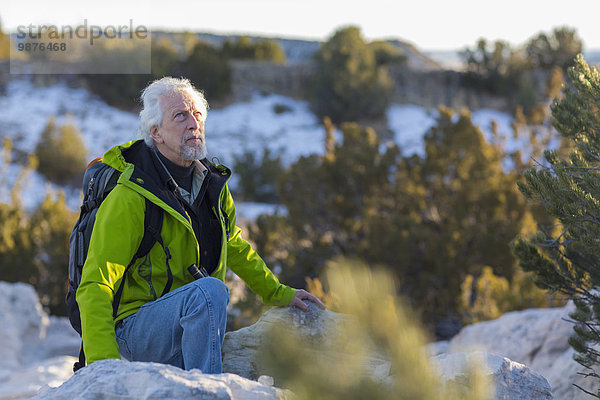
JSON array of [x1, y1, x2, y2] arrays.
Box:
[[188, 115, 202, 131]]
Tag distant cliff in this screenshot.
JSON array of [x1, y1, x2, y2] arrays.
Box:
[[229, 60, 551, 112]]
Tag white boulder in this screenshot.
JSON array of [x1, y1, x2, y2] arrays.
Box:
[[447, 303, 598, 399], [0, 281, 573, 399], [1, 356, 77, 399], [222, 300, 391, 381], [0, 281, 80, 399], [433, 352, 552, 399], [0, 281, 49, 372], [33, 359, 290, 400]]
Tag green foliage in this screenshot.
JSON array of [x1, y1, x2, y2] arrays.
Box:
[[149, 37, 182, 77], [81, 74, 149, 110], [461, 27, 582, 115], [0, 200, 34, 281], [164, 31, 200, 58], [460, 38, 525, 96], [0, 139, 35, 282], [222, 36, 286, 64], [80, 38, 180, 109], [546, 66, 565, 100], [35, 116, 88, 186], [368, 40, 407, 67], [261, 259, 492, 399], [0, 138, 76, 315], [0, 19, 10, 60], [512, 54, 600, 396], [30, 191, 78, 315], [310, 26, 393, 124], [250, 110, 536, 335], [180, 40, 231, 101], [232, 147, 284, 203], [513, 73, 538, 117], [460, 266, 566, 324], [379, 108, 535, 327], [254, 122, 399, 289], [526, 27, 582, 70]]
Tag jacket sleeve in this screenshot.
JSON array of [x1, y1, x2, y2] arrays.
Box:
[[221, 186, 296, 306], [76, 186, 145, 364]]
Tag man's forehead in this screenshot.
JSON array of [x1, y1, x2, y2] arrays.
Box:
[[161, 92, 201, 112]]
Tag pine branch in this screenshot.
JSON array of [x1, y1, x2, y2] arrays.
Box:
[[580, 321, 600, 347], [572, 383, 600, 398]]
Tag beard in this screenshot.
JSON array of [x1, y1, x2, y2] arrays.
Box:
[[181, 132, 207, 161]]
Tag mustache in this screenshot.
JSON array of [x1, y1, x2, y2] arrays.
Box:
[[183, 132, 205, 141]]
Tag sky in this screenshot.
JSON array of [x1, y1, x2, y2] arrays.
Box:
[[4, 0, 600, 51]]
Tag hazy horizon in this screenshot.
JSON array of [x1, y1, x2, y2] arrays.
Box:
[[4, 0, 600, 52]]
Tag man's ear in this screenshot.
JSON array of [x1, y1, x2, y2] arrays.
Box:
[[150, 126, 163, 144]]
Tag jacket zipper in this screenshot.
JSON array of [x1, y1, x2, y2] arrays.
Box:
[[215, 168, 231, 243], [212, 206, 230, 242]]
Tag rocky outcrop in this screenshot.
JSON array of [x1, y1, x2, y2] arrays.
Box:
[[229, 60, 315, 102], [0, 282, 81, 399], [433, 352, 552, 399], [0, 282, 80, 373], [445, 302, 598, 399], [0, 281, 49, 371], [222, 301, 391, 381], [223, 302, 553, 399], [1, 356, 77, 399], [0, 281, 578, 399], [228, 59, 515, 111], [33, 359, 290, 400]]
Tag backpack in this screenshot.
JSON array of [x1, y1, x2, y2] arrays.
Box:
[[66, 157, 169, 372]]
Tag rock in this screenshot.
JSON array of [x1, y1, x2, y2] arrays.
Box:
[[426, 340, 449, 356], [39, 316, 81, 360], [33, 359, 291, 400], [447, 303, 598, 399], [0, 281, 576, 399], [0, 356, 77, 399], [257, 375, 274, 386], [433, 352, 553, 399], [222, 301, 391, 381], [0, 282, 80, 399], [0, 281, 49, 372]]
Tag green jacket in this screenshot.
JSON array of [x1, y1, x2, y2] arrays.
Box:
[[77, 140, 295, 364]]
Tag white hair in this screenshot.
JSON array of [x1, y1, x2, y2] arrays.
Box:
[[137, 77, 209, 146]]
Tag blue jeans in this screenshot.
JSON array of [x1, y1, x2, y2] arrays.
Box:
[[115, 277, 229, 373]]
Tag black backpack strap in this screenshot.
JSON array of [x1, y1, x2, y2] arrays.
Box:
[[112, 198, 171, 319], [73, 344, 86, 372]]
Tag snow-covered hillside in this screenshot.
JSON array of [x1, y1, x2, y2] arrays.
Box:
[[0, 78, 558, 213]]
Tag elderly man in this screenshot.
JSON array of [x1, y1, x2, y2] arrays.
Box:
[[76, 77, 324, 373]]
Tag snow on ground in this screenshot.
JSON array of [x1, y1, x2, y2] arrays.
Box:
[[0, 162, 81, 212], [387, 104, 436, 157], [0, 79, 138, 156], [234, 202, 287, 221], [0, 80, 326, 165], [0, 77, 560, 216], [206, 92, 325, 165]]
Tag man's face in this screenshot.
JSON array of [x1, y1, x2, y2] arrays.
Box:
[[151, 92, 207, 167]]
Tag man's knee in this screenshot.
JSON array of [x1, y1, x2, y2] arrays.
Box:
[[193, 277, 229, 308]]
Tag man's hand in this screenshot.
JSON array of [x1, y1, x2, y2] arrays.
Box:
[[288, 289, 326, 312]]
